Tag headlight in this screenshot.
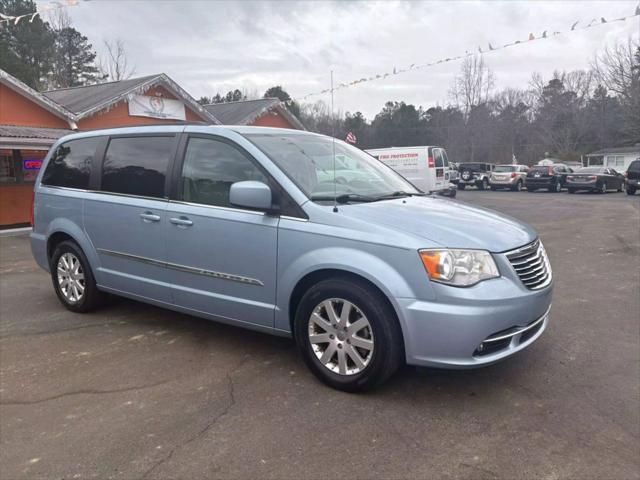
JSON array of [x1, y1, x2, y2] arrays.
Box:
[[419, 249, 499, 287]]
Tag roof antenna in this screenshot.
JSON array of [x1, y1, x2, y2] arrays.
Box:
[[331, 70, 338, 213]]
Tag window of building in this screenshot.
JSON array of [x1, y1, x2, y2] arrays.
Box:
[[606, 155, 624, 167], [101, 136, 174, 198], [0, 150, 16, 184], [181, 137, 267, 208], [42, 138, 99, 189], [21, 150, 46, 182]]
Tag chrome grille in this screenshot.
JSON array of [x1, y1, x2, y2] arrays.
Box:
[[505, 240, 552, 290]]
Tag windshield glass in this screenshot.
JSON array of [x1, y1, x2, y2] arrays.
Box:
[[244, 133, 420, 201], [494, 165, 517, 172]]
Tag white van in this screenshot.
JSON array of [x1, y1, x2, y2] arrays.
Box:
[[366, 146, 451, 194]]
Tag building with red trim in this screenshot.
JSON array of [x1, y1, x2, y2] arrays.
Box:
[[0, 69, 304, 228]]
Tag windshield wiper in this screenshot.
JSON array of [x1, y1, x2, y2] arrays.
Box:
[[310, 193, 377, 204], [373, 191, 425, 200]]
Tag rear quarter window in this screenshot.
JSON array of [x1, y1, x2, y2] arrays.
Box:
[[41, 138, 100, 189]]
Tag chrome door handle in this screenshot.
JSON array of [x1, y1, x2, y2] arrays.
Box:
[[170, 216, 193, 227], [140, 212, 161, 222]]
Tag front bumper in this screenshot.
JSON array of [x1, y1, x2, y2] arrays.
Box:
[[396, 255, 553, 368]]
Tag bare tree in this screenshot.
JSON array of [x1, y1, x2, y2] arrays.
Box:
[[592, 37, 639, 99], [449, 54, 495, 117], [592, 37, 640, 142], [98, 39, 135, 82]]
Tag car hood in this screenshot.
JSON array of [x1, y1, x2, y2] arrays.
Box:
[[337, 196, 537, 252]]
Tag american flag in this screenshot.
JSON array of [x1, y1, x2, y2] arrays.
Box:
[[345, 132, 357, 144]]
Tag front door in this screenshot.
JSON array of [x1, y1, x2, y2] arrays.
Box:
[[84, 135, 176, 303], [165, 135, 278, 329]]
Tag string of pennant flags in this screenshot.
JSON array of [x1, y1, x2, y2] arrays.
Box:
[[0, 0, 82, 25], [296, 3, 640, 101]]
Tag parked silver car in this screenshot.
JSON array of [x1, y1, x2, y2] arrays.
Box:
[[490, 164, 529, 191], [31, 126, 553, 391]]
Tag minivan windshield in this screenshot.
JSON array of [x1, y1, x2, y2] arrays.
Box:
[[245, 133, 421, 203]]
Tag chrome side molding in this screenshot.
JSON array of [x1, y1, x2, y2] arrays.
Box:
[[97, 248, 264, 286]]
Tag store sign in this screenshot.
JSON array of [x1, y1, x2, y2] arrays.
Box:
[[128, 94, 186, 121], [23, 159, 43, 170]]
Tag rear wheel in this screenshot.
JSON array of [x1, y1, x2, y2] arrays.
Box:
[[549, 181, 561, 193], [478, 178, 489, 190], [294, 278, 403, 392], [511, 181, 523, 192], [457, 183, 466, 190], [50, 240, 103, 312], [627, 186, 637, 195]]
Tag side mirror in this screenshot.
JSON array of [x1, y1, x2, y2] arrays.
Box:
[[229, 181, 276, 213]]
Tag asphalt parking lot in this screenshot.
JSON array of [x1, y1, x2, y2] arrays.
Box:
[[1, 190, 639, 479]]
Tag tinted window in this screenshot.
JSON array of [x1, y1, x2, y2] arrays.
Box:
[[441, 150, 450, 166], [628, 160, 640, 172], [433, 149, 444, 168], [42, 138, 98, 189], [181, 137, 268, 208], [101, 136, 173, 198]]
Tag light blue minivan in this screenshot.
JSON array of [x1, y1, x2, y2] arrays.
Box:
[[31, 125, 553, 391]]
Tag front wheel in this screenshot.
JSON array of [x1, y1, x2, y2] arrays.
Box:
[[50, 240, 103, 312], [294, 278, 403, 392], [627, 186, 637, 195]]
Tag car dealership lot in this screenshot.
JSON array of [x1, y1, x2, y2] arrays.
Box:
[[1, 191, 638, 479]]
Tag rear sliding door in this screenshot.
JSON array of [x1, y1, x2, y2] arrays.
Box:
[[84, 134, 177, 303]]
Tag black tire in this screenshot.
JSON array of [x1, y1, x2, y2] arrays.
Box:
[[549, 181, 561, 193], [50, 240, 103, 313], [568, 188, 576, 194], [627, 187, 637, 195], [511, 181, 523, 192], [457, 183, 466, 190], [294, 277, 403, 392]]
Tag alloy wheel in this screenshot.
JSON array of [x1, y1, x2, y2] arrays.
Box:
[[308, 298, 374, 375], [57, 253, 85, 303]]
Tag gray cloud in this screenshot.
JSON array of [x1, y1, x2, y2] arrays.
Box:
[[43, 0, 638, 118]]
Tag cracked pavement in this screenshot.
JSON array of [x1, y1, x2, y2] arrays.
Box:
[[1, 191, 639, 479]]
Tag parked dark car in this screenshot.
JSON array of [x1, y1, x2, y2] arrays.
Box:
[[525, 164, 572, 193], [566, 167, 625, 193], [456, 163, 494, 190], [625, 159, 640, 195]]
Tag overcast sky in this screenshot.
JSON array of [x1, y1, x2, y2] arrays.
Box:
[[41, 0, 639, 118]]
